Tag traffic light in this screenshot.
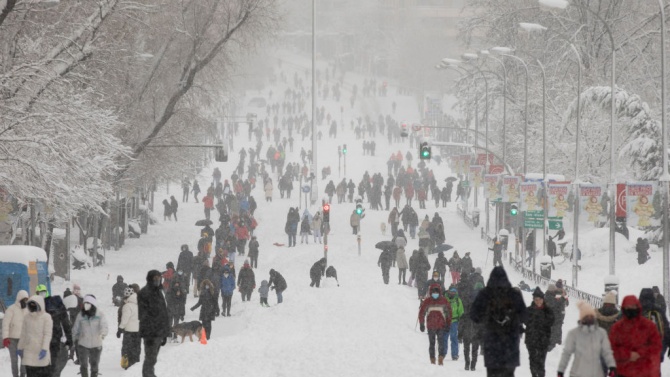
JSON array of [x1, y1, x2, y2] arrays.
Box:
[[343, 144, 347, 155], [355, 203, 365, 217], [215, 146, 228, 162], [510, 203, 518, 216], [400, 122, 408, 137], [323, 203, 330, 223], [419, 142, 431, 160]]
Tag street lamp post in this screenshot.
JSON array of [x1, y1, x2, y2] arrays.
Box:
[[535, 59, 548, 260], [311, 0, 318, 205], [480, 51, 508, 168], [658, 0, 670, 307]]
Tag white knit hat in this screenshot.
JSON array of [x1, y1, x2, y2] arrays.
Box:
[[84, 294, 97, 307]]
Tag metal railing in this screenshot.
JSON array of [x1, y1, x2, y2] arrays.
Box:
[[456, 203, 475, 229]]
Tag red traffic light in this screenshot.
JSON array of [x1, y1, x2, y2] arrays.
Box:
[[323, 204, 330, 212]]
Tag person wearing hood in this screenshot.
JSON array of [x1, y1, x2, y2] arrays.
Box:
[[461, 252, 473, 275], [170, 195, 179, 221], [162, 199, 172, 221], [558, 301, 616, 377], [445, 287, 464, 361], [388, 207, 400, 238], [17, 295, 52, 377], [461, 281, 484, 371], [3, 290, 28, 377], [448, 251, 462, 285], [166, 280, 186, 335], [415, 250, 432, 299], [300, 215, 311, 244], [220, 265, 236, 316], [112, 275, 128, 307], [248, 236, 260, 269], [469, 267, 527, 377], [491, 237, 504, 267], [433, 251, 448, 282], [396, 246, 408, 285], [418, 284, 452, 365], [35, 284, 72, 377], [639, 288, 670, 363], [162, 262, 175, 291], [72, 295, 108, 377], [177, 245, 194, 294], [426, 270, 445, 296], [596, 291, 620, 334], [545, 282, 569, 351], [118, 289, 140, 370], [138, 270, 170, 377], [237, 260, 256, 301], [258, 280, 270, 307], [190, 280, 217, 340], [610, 295, 662, 377], [310, 258, 327, 288], [524, 287, 555, 377], [268, 269, 287, 304], [636, 237, 651, 265]]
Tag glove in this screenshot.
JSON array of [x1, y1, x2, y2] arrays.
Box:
[[190, 307, 195, 311], [16, 349, 23, 358], [608, 367, 616, 377], [116, 329, 123, 339], [160, 337, 167, 346], [420, 323, 425, 332], [2, 338, 10, 348], [557, 373, 564, 377], [38, 349, 47, 360]]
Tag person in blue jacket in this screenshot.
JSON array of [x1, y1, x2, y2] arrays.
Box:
[[219, 265, 236, 317]]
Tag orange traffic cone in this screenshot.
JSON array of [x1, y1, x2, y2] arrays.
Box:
[[200, 328, 207, 345]]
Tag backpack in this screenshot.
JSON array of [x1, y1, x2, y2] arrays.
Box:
[[645, 310, 665, 341]]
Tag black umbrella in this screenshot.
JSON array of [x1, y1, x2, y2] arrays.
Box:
[[434, 244, 454, 253], [195, 219, 213, 226], [375, 240, 396, 250], [445, 177, 458, 182]]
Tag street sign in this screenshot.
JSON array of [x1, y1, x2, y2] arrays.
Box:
[[548, 218, 563, 230], [523, 210, 544, 229], [461, 181, 470, 188], [301, 185, 311, 193]]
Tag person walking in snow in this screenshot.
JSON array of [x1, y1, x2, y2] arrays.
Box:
[[636, 237, 651, 265], [3, 290, 28, 377], [118, 289, 140, 370], [545, 282, 569, 351], [162, 199, 172, 221], [377, 246, 394, 284], [461, 281, 483, 371], [190, 280, 217, 339], [310, 258, 327, 288], [191, 179, 201, 203], [72, 295, 109, 377], [609, 295, 662, 377], [469, 267, 527, 377], [268, 269, 287, 304], [237, 260, 256, 301], [300, 215, 311, 244], [558, 301, 616, 377], [444, 287, 464, 361], [524, 287, 554, 377], [433, 251, 448, 282], [169, 195, 179, 222], [312, 212, 323, 244], [258, 280, 270, 307], [396, 246, 408, 285], [17, 295, 53, 377], [219, 265, 235, 316], [165, 281, 186, 337], [248, 236, 260, 268], [138, 270, 170, 377], [177, 245, 193, 294], [448, 251, 462, 285], [596, 291, 620, 335], [418, 284, 452, 365]]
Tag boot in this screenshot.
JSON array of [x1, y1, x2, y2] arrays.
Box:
[[430, 357, 436, 365], [438, 356, 444, 365], [465, 357, 470, 370], [81, 369, 89, 377]]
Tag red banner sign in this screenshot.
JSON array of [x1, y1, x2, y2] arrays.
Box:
[[616, 183, 627, 218]]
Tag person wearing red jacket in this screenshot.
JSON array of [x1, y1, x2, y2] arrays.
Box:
[[418, 283, 452, 365], [405, 184, 414, 207], [609, 295, 662, 377], [202, 194, 214, 220], [234, 221, 250, 256]]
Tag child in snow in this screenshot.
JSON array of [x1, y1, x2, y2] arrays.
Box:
[[259, 280, 270, 307]]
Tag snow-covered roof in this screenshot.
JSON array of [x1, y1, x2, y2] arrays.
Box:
[[0, 246, 48, 265]]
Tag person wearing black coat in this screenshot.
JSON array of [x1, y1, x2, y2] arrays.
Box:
[[138, 270, 170, 377], [170, 195, 179, 221], [166, 280, 186, 337], [42, 292, 73, 377], [461, 252, 473, 274], [524, 287, 554, 377], [378, 248, 394, 284], [248, 236, 260, 268], [190, 279, 217, 340], [461, 280, 484, 371], [639, 287, 670, 361], [177, 245, 194, 293], [310, 258, 327, 288], [636, 237, 651, 265], [469, 267, 527, 377], [414, 250, 431, 299], [237, 261, 256, 301], [112, 275, 128, 307], [433, 251, 448, 281], [268, 269, 287, 304]]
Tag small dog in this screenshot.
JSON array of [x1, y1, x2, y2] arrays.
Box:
[[380, 223, 387, 236], [171, 321, 203, 343]]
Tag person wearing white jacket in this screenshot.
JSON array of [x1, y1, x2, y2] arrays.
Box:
[[3, 290, 29, 377], [17, 295, 53, 377], [72, 295, 108, 377], [118, 292, 141, 369]]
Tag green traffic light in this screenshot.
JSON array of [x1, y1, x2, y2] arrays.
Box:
[[421, 150, 430, 158], [356, 208, 362, 215], [510, 206, 518, 216]]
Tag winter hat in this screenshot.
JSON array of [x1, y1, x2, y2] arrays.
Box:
[[244, 259, 250, 266], [547, 283, 557, 292], [475, 267, 482, 275], [603, 291, 617, 305], [555, 279, 563, 289], [84, 294, 98, 307], [577, 300, 596, 320], [532, 287, 544, 299], [465, 252, 471, 256], [449, 287, 458, 294], [432, 271, 440, 278]]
